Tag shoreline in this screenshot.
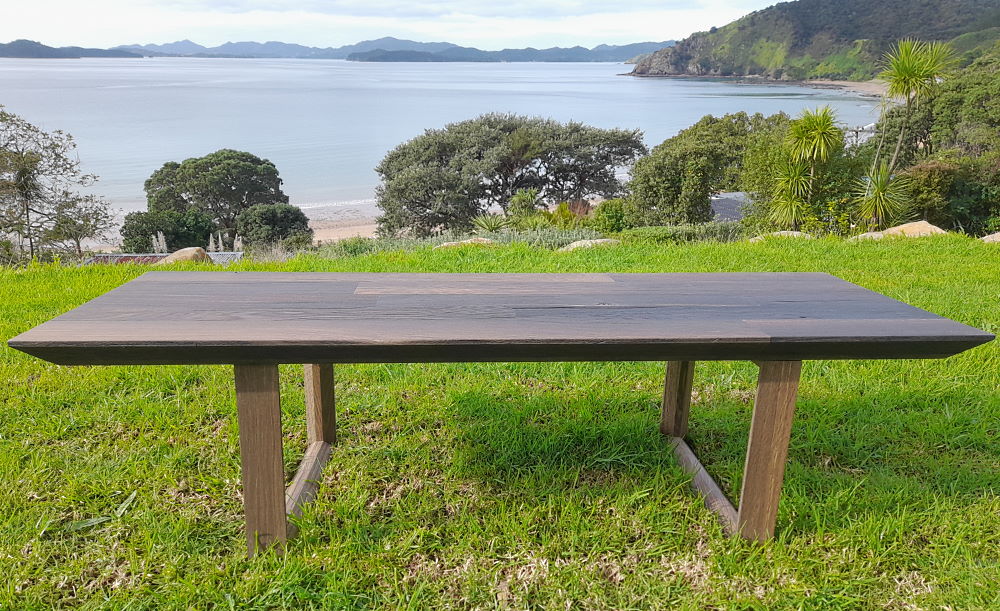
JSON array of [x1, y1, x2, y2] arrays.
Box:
[[625, 72, 887, 98]]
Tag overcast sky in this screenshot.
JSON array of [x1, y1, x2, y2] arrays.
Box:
[[5, 0, 777, 49]]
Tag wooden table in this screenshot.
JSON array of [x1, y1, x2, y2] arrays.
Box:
[[8, 272, 992, 555]]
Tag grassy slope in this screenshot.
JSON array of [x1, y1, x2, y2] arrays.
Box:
[[1, 236, 998, 609]]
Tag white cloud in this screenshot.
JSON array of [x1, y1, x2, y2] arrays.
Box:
[[4, 0, 774, 49]]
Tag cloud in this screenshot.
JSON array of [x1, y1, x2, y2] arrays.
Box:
[[148, 0, 734, 19], [4, 0, 774, 49]]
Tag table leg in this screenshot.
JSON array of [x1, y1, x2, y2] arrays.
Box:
[[736, 361, 802, 542], [284, 365, 336, 529], [661, 361, 695, 437], [234, 364, 287, 556], [304, 364, 336, 444]]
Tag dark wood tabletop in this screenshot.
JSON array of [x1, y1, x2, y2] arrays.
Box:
[[8, 272, 992, 365]]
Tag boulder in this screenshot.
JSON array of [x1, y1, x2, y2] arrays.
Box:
[[848, 231, 885, 241], [558, 238, 621, 252], [154, 247, 211, 265], [433, 237, 495, 250], [749, 231, 814, 243], [981, 232, 1000, 243], [881, 221, 946, 237]]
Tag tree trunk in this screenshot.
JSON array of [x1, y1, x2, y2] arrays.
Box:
[[21, 198, 34, 260], [888, 97, 913, 173]]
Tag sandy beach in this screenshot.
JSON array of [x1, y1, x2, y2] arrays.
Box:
[[301, 200, 380, 242], [310, 219, 379, 241], [803, 79, 889, 97]]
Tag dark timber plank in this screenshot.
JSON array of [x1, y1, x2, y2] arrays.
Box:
[[234, 364, 287, 556], [661, 361, 695, 437], [737, 361, 802, 542], [8, 272, 992, 365]]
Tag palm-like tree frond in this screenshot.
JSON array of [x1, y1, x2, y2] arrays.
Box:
[[880, 39, 956, 103], [787, 106, 843, 165], [854, 162, 912, 229]]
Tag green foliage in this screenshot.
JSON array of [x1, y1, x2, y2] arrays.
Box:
[[881, 40, 957, 104], [145, 149, 289, 240], [902, 160, 961, 226], [514, 214, 555, 231], [854, 162, 912, 229], [742, 107, 867, 234], [633, 0, 999, 80], [867, 45, 1000, 232], [235, 203, 312, 247], [508, 188, 542, 218], [544, 202, 581, 229], [589, 198, 629, 233], [630, 113, 787, 227], [0, 107, 113, 260], [787, 107, 844, 167], [317, 228, 604, 258], [471, 214, 510, 233], [119, 209, 216, 253], [374, 114, 645, 237], [880, 40, 956, 171], [618, 222, 744, 243]]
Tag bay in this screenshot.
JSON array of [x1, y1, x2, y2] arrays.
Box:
[[0, 58, 880, 213]]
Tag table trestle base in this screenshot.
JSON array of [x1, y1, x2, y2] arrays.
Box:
[[235, 363, 336, 556], [662, 360, 802, 542]]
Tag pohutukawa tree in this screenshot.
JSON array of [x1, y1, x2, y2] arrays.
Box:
[[143, 149, 290, 246], [374, 114, 646, 236]]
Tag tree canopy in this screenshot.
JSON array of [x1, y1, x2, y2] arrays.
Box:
[[375, 114, 645, 236], [628, 112, 788, 226], [236, 203, 312, 246], [0, 107, 113, 259], [144, 149, 289, 241]]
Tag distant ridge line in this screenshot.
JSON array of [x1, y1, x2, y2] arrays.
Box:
[[0, 37, 674, 62]]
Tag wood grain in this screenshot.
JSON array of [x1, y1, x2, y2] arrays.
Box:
[[234, 364, 287, 556], [670, 437, 738, 532], [8, 272, 992, 365], [661, 361, 695, 437], [736, 361, 802, 542], [304, 364, 336, 444], [285, 441, 332, 532]]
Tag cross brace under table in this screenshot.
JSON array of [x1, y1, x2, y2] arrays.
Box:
[[234, 360, 801, 556]]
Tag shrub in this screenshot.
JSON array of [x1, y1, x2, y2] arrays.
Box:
[[119, 209, 215, 253], [508, 188, 543, 218], [590, 198, 630, 233], [619, 222, 744, 244], [545, 202, 581, 229], [312, 228, 604, 260], [513, 214, 553, 230], [472, 214, 510, 233], [236, 203, 313, 247]]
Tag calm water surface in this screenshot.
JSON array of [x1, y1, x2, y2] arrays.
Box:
[[0, 58, 880, 211]]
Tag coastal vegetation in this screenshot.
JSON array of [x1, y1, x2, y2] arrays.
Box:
[[121, 149, 294, 251], [1, 236, 998, 607], [374, 114, 645, 237], [631, 0, 1000, 80], [0, 107, 114, 261], [368, 40, 1000, 241]]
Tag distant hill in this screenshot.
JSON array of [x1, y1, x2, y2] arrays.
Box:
[[113, 37, 673, 62], [631, 0, 1000, 80], [0, 39, 140, 58], [349, 42, 675, 63], [114, 37, 463, 59]]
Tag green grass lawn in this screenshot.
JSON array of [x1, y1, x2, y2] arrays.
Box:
[[1, 236, 998, 609]]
